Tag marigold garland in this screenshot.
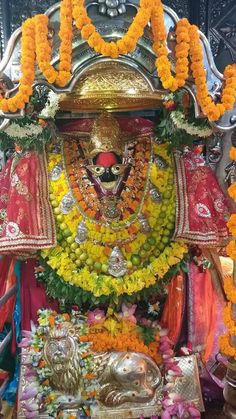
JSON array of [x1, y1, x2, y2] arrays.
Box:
[[220, 145, 236, 359], [230, 147, 236, 161], [1, 0, 236, 122], [151, 5, 190, 92], [223, 303, 236, 336], [42, 239, 187, 297], [188, 25, 236, 122], [81, 329, 162, 364], [219, 334, 236, 359], [72, 0, 152, 57], [224, 276, 236, 305], [227, 214, 236, 238], [80, 315, 162, 364], [42, 141, 187, 297], [226, 240, 236, 261]]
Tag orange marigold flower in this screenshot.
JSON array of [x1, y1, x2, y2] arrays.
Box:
[[226, 240, 236, 260], [227, 213, 236, 236], [228, 182, 236, 200], [230, 147, 236, 161]]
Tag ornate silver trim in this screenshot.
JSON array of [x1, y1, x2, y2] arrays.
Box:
[[0, 1, 235, 130]]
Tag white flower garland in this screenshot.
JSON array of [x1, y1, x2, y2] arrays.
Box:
[[171, 110, 213, 138], [39, 90, 62, 119], [5, 122, 43, 139]]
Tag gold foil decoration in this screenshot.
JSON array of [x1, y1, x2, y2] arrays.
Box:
[[59, 62, 164, 113], [83, 112, 125, 158]]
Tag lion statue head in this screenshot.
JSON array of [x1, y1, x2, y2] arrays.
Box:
[[43, 325, 82, 395]]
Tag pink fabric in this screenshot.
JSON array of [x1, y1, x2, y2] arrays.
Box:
[[20, 259, 58, 330], [0, 151, 56, 256], [173, 151, 231, 246], [60, 116, 154, 137]]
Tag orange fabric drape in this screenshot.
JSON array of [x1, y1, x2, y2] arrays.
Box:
[[161, 271, 185, 345]]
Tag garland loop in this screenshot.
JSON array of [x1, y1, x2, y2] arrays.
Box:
[[1, 0, 236, 122]]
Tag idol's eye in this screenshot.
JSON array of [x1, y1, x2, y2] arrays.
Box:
[[111, 164, 126, 175], [87, 165, 105, 177]]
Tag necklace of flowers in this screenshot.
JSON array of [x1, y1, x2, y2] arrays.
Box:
[[170, 110, 213, 138], [219, 333, 236, 360], [41, 239, 187, 298], [19, 309, 99, 419], [4, 122, 43, 139], [43, 144, 188, 297], [63, 138, 150, 223], [47, 142, 174, 247]]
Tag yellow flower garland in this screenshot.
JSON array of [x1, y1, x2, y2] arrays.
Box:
[[42, 240, 187, 297], [42, 141, 187, 297], [0, 0, 236, 122]]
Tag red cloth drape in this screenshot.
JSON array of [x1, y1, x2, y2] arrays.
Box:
[[20, 259, 58, 330], [173, 151, 231, 246], [0, 257, 16, 332]]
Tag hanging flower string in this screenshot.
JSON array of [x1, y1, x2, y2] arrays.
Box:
[[0, 0, 236, 121], [219, 146, 236, 360]]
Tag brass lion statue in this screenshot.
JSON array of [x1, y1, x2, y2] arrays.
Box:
[[43, 324, 162, 407]]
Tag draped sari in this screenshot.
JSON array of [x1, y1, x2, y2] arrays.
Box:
[[173, 151, 231, 246], [0, 151, 56, 256]]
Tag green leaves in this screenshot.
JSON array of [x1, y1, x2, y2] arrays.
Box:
[[138, 326, 155, 346], [0, 117, 52, 152], [155, 90, 212, 152], [37, 252, 190, 310]]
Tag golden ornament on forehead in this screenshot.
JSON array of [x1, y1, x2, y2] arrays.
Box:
[[83, 112, 125, 159]]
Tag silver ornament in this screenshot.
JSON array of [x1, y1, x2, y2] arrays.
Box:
[[154, 155, 169, 170], [101, 196, 121, 222], [108, 246, 127, 277], [97, 0, 126, 16], [106, 0, 119, 7], [118, 4, 126, 13], [49, 163, 63, 181], [107, 7, 118, 17], [98, 4, 107, 14], [149, 184, 162, 203], [75, 220, 88, 244], [60, 192, 75, 214], [138, 213, 150, 233]]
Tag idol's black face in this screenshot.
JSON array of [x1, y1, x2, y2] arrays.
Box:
[[87, 152, 127, 192]]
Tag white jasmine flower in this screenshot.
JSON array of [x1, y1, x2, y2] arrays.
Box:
[[5, 123, 43, 139], [40, 91, 62, 119], [148, 301, 160, 316], [170, 110, 212, 138]]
